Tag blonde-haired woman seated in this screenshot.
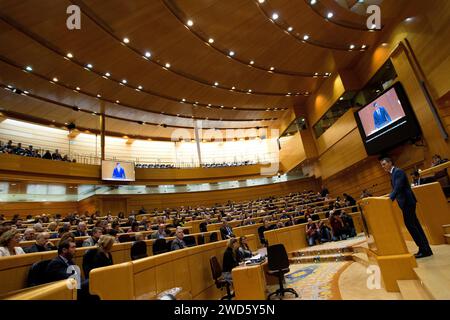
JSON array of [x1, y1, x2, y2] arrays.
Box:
[[84, 235, 114, 276], [0, 229, 25, 256]]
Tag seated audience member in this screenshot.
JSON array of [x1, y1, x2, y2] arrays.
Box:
[[127, 222, 140, 233], [241, 217, 254, 226], [320, 185, 330, 198], [42, 150, 52, 159], [48, 222, 59, 238], [170, 227, 187, 251], [134, 232, 145, 242], [221, 238, 239, 283], [118, 212, 125, 219], [318, 221, 332, 243], [220, 220, 235, 240], [72, 222, 88, 237], [432, 154, 448, 167], [82, 227, 102, 247], [108, 229, 120, 243], [343, 193, 357, 212], [45, 239, 78, 282], [329, 211, 346, 241], [24, 232, 56, 253], [0, 229, 26, 256], [111, 221, 124, 233], [237, 236, 252, 261], [22, 228, 36, 241], [306, 218, 320, 246], [52, 149, 63, 160], [340, 212, 356, 238], [138, 206, 147, 215], [33, 223, 44, 233], [84, 235, 114, 277], [258, 219, 272, 246], [151, 224, 167, 240], [57, 222, 71, 238]]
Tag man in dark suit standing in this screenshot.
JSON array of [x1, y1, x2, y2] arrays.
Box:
[[380, 157, 433, 258]]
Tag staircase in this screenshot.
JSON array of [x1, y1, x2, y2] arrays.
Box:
[[289, 246, 355, 264]]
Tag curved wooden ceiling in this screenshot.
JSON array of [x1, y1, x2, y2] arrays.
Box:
[[0, 0, 404, 140]]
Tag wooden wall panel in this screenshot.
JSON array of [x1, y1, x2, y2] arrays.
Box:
[[318, 129, 368, 180], [0, 201, 78, 218], [315, 109, 358, 156], [279, 131, 306, 173]]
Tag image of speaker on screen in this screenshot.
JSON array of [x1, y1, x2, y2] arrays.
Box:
[[112, 162, 126, 179], [372, 102, 392, 129]]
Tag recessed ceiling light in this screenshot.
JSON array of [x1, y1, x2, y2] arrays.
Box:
[[25, 66, 33, 71], [187, 20, 193, 26], [105, 72, 111, 77], [23, 90, 29, 94], [144, 51, 151, 58], [269, 67, 274, 71], [208, 103, 212, 106], [66, 53, 73, 58], [233, 107, 237, 109], [229, 51, 235, 56], [249, 60, 254, 65], [361, 45, 367, 49], [182, 98, 186, 102], [138, 85, 143, 90], [303, 35, 309, 41], [86, 63, 93, 69], [214, 82, 219, 86], [208, 38, 214, 44], [165, 63, 171, 68], [248, 89, 252, 93], [52, 77, 58, 82], [272, 13, 279, 20], [405, 17, 414, 22], [381, 43, 388, 47], [287, 27, 293, 32], [220, 105, 224, 108], [349, 44, 355, 49], [310, 0, 317, 4], [116, 100, 120, 104], [327, 12, 334, 19], [123, 37, 130, 44], [258, 0, 265, 3], [97, 94, 101, 98], [231, 86, 236, 90], [339, 97, 344, 101], [76, 87, 80, 90], [121, 79, 127, 84]]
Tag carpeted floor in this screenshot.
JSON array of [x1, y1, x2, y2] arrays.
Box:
[[267, 261, 351, 300]]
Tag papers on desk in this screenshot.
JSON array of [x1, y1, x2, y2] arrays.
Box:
[[244, 253, 266, 265]]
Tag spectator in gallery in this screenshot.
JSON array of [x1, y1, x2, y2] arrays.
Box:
[[0, 229, 26, 256], [134, 232, 145, 242], [320, 185, 329, 198], [52, 149, 63, 160], [170, 227, 187, 251], [22, 228, 36, 241], [329, 211, 346, 241], [84, 235, 114, 277], [431, 154, 448, 167], [343, 193, 358, 212], [127, 222, 140, 233], [360, 189, 373, 199], [220, 220, 235, 240], [42, 150, 52, 159]]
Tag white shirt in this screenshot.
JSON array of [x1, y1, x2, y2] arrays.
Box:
[[390, 166, 395, 174], [0, 246, 26, 257]]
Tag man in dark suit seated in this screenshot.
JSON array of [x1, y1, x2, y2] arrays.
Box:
[[170, 227, 187, 251], [220, 221, 235, 240], [72, 222, 88, 237], [45, 239, 78, 282], [380, 157, 433, 258], [24, 232, 55, 253]]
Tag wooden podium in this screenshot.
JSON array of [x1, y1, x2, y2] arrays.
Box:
[[358, 197, 417, 292]]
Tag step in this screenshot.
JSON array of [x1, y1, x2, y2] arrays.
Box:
[[414, 267, 450, 300], [443, 224, 450, 234], [352, 252, 370, 267], [289, 252, 354, 264], [291, 247, 354, 258], [397, 280, 432, 300]]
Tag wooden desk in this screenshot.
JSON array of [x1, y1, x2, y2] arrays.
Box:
[[232, 260, 279, 300]]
